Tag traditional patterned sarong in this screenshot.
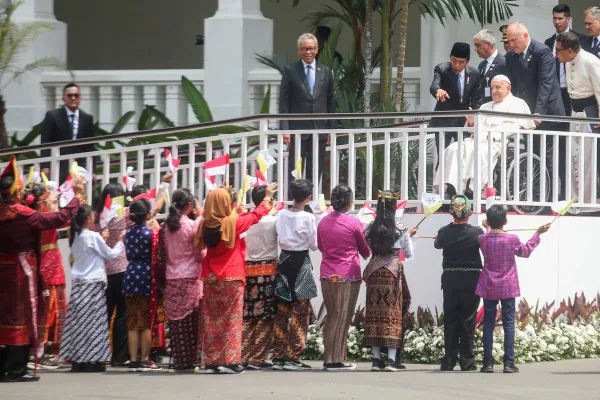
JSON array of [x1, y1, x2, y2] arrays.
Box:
[[275, 250, 317, 302], [165, 277, 202, 369], [363, 265, 403, 348], [0, 252, 40, 347], [60, 280, 111, 363], [241, 260, 277, 365], [38, 284, 67, 344], [203, 280, 244, 367], [321, 280, 361, 364], [272, 300, 312, 361]]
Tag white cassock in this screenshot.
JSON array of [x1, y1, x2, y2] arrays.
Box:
[[434, 94, 535, 194]]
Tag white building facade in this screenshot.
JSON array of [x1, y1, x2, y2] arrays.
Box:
[[5, 0, 596, 136]]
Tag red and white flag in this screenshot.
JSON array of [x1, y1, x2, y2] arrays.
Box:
[[203, 154, 230, 176], [99, 195, 113, 229], [57, 175, 75, 208], [134, 188, 157, 208], [357, 201, 376, 222], [57, 174, 74, 194], [164, 149, 181, 174], [204, 170, 216, 192], [254, 169, 267, 187], [122, 166, 136, 191], [396, 200, 407, 219]]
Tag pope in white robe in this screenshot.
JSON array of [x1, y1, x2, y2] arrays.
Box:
[[434, 75, 536, 195]]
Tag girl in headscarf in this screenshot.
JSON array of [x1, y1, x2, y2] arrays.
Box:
[[196, 183, 276, 374], [363, 190, 417, 372]]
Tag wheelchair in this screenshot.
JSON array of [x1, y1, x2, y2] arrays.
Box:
[[492, 137, 551, 215]]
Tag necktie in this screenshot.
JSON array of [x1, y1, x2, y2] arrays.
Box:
[[70, 114, 76, 139], [594, 37, 599, 49], [520, 52, 528, 69], [456, 73, 462, 101], [480, 61, 488, 75], [306, 65, 314, 95]]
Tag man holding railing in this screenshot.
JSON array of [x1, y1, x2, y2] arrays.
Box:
[[434, 75, 535, 198]]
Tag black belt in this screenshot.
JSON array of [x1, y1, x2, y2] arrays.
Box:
[[570, 95, 597, 112]]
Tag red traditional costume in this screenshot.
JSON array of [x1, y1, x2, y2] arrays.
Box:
[[0, 156, 79, 381]]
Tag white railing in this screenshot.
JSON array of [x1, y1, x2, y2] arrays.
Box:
[[41, 67, 422, 132], [3, 111, 599, 213]]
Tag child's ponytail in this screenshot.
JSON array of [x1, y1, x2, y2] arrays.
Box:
[[70, 204, 93, 247]]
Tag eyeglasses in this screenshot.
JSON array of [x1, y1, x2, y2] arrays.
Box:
[[300, 47, 317, 53], [66, 93, 80, 99]]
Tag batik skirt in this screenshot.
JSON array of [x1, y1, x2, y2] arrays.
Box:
[[203, 280, 245, 367], [244, 260, 277, 320], [165, 278, 203, 369], [60, 280, 111, 363], [38, 284, 67, 344]]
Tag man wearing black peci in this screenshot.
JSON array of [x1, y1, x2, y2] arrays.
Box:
[[429, 42, 484, 163]]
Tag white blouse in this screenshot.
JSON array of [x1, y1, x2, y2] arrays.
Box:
[[71, 228, 125, 282], [276, 209, 318, 252]]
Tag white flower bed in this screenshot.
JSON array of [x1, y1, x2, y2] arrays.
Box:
[[303, 315, 600, 363]]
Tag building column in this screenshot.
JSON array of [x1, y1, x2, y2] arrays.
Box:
[[418, 0, 559, 112], [204, 0, 273, 121], [5, 0, 67, 139]]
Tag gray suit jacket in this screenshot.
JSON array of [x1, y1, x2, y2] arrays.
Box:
[[279, 60, 336, 131]]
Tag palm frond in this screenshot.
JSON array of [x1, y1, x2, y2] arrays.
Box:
[[413, 0, 516, 26], [255, 54, 289, 74], [1, 57, 68, 92]]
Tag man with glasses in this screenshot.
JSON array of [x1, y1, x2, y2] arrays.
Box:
[[40, 83, 95, 183], [279, 33, 336, 186]]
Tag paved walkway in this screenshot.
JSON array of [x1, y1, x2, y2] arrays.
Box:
[[3, 359, 600, 400]]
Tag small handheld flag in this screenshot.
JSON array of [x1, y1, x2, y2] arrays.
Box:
[[416, 192, 442, 227], [164, 150, 181, 174], [550, 197, 576, 224], [99, 195, 113, 229], [203, 154, 230, 176]]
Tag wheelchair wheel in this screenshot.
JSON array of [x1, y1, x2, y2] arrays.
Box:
[[506, 153, 550, 215]]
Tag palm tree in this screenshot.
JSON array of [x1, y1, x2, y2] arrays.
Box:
[[0, 0, 67, 149]]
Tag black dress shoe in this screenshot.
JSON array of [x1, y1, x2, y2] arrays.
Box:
[[480, 364, 494, 373], [87, 362, 106, 372], [440, 363, 455, 371], [503, 364, 519, 373], [460, 363, 477, 371], [71, 362, 86, 373], [5, 372, 40, 382]]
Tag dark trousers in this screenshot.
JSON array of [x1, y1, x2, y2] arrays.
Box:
[[287, 134, 327, 191], [533, 121, 569, 200], [483, 298, 515, 366], [561, 88, 572, 117], [442, 290, 480, 368], [106, 272, 128, 364], [0, 345, 29, 379]]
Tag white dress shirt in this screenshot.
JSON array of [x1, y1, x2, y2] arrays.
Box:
[[245, 215, 278, 261], [566, 49, 600, 114], [65, 106, 80, 139], [484, 50, 498, 75], [276, 209, 318, 252], [456, 69, 465, 101], [71, 228, 125, 282]]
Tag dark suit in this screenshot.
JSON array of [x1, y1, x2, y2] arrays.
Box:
[[279, 60, 336, 183], [429, 63, 484, 153], [505, 38, 567, 198], [40, 107, 95, 183], [477, 52, 509, 104], [581, 35, 600, 58], [544, 30, 585, 115]]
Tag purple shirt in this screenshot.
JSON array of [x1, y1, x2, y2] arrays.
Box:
[[317, 213, 371, 281], [476, 232, 540, 300]]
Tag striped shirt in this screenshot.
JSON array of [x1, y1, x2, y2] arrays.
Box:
[[475, 232, 540, 300]]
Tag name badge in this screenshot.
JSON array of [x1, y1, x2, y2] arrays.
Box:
[[485, 87, 491, 98]]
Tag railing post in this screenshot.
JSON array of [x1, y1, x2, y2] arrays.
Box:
[[418, 129, 427, 211], [50, 147, 60, 184], [277, 134, 285, 201], [188, 144, 196, 198], [472, 114, 482, 211], [259, 119, 268, 150], [366, 131, 373, 202], [330, 132, 338, 192], [383, 131, 391, 190], [312, 132, 319, 199], [401, 131, 409, 202], [171, 145, 179, 193]]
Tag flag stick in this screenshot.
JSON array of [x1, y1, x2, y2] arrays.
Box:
[[505, 228, 538, 232], [414, 235, 436, 239], [415, 216, 427, 228]]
